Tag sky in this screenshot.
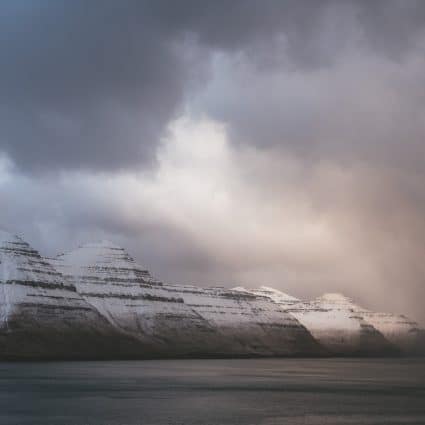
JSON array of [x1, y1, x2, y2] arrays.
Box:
[[1, 0, 425, 323]]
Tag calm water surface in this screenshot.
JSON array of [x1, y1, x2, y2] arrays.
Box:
[[0, 358, 424, 425]]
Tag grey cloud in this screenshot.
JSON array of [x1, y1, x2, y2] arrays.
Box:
[[198, 50, 425, 171], [0, 1, 189, 172], [0, 167, 217, 281], [151, 0, 425, 66], [2, 1, 425, 173], [358, 0, 425, 59]]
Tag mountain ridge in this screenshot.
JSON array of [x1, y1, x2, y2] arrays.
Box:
[[0, 230, 423, 359]]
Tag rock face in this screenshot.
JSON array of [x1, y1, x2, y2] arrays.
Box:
[[1, 230, 423, 359], [0, 231, 142, 360]]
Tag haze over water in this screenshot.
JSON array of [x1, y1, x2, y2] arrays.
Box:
[[1, 358, 424, 425]]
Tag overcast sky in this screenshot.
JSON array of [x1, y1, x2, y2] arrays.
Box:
[[1, 0, 425, 323]]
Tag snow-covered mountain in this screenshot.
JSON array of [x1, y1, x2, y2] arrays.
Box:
[[53, 241, 323, 357], [1, 230, 423, 359], [165, 284, 323, 356], [321, 294, 424, 355], [234, 287, 423, 355], [0, 230, 143, 359], [52, 241, 229, 357], [288, 293, 396, 356]]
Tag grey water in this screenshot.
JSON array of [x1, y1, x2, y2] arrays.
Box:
[[0, 358, 424, 425]]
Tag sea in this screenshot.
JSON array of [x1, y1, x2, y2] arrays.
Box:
[[1, 358, 424, 425]]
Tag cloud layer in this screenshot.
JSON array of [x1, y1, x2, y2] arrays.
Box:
[[1, 1, 425, 323]]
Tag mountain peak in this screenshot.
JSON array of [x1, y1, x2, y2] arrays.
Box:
[[56, 239, 158, 285], [57, 240, 131, 269]]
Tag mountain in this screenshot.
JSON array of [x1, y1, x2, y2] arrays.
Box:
[[1, 230, 423, 359], [289, 293, 397, 356], [53, 241, 323, 357], [235, 287, 423, 356], [165, 284, 324, 356], [0, 230, 143, 360], [325, 294, 425, 355], [52, 241, 228, 358]]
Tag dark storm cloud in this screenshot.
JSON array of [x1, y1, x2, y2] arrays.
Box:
[[152, 0, 425, 57], [2, 0, 425, 172], [0, 1, 188, 172]]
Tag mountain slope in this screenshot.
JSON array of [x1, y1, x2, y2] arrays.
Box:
[[289, 293, 397, 356], [54, 242, 324, 357], [323, 294, 425, 355], [171, 284, 324, 356], [234, 287, 400, 356], [233, 285, 300, 304], [0, 231, 142, 359], [53, 241, 231, 357], [1, 230, 422, 359]]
